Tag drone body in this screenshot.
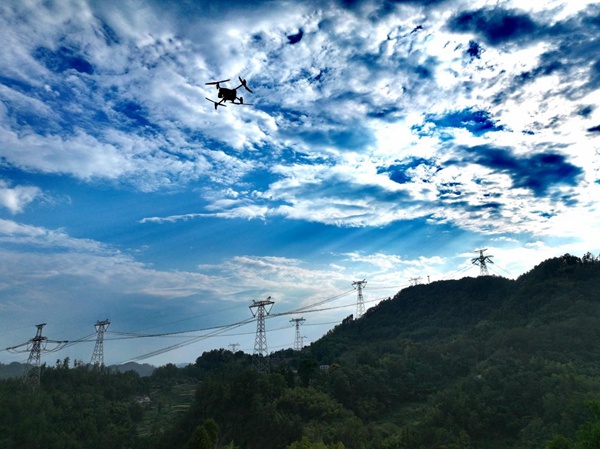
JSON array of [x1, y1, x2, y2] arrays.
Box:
[[205, 77, 253, 110]]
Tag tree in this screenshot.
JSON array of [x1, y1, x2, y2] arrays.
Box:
[[286, 436, 345, 449], [298, 359, 319, 387], [186, 419, 219, 449], [574, 401, 600, 449], [546, 435, 573, 449], [546, 401, 600, 449]]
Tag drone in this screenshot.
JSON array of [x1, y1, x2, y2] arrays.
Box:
[[205, 77, 253, 110]]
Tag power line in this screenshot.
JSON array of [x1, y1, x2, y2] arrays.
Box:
[[120, 294, 384, 364], [104, 321, 241, 339], [124, 317, 256, 363], [438, 263, 474, 281], [102, 289, 359, 341], [489, 262, 513, 277], [2, 287, 395, 365], [125, 302, 244, 334], [273, 289, 356, 317]]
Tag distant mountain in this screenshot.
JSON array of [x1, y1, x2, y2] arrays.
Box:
[[0, 362, 27, 380], [109, 361, 155, 377], [0, 361, 156, 379]]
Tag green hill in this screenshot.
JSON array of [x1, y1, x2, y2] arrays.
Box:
[[153, 253, 600, 449]]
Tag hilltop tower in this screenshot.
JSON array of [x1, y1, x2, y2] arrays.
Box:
[[249, 296, 274, 373], [410, 277, 422, 286], [290, 317, 306, 351], [351, 279, 367, 318], [90, 319, 110, 367], [472, 248, 494, 276], [7, 323, 67, 391]]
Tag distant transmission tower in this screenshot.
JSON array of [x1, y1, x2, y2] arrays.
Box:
[[472, 248, 494, 276], [249, 296, 274, 373], [7, 323, 67, 391], [352, 279, 367, 318], [290, 318, 306, 350], [90, 319, 110, 367], [409, 277, 422, 286], [228, 343, 240, 352]]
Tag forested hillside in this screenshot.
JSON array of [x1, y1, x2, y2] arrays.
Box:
[[0, 363, 148, 449], [152, 253, 600, 449], [1, 254, 600, 449]]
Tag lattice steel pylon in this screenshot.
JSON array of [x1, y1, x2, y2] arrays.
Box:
[[7, 323, 67, 391], [90, 319, 110, 367], [409, 277, 422, 286], [290, 318, 306, 351], [472, 248, 494, 276], [352, 279, 367, 318], [249, 296, 274, 374]]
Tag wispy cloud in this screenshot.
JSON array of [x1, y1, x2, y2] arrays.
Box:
[[0, 181, 41, 213]]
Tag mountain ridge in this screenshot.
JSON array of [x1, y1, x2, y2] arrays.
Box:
[[306, 253, 600, 366]]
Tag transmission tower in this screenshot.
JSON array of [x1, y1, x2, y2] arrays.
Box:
[[90, 319, 110, 367], [472, 248, 494, 276], [409, 277, 422, 286], [228, 343, 240, 352], [290, 318, 306, 351], [249, 296, 274, 373], [352, 279, 367, 318], [6, 323, 67, 391]]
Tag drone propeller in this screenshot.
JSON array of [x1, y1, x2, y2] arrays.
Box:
[[238, 77, 253, 93], [205, 97, 227, 110], [205, 79, 230, 86]]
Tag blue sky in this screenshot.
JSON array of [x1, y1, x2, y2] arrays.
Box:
[[0, 0, 599, 366]]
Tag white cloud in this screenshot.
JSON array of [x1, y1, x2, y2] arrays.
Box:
[[0, 219, 216, 312], [0, 181, 41, 213], [342, 251, 444, 271]]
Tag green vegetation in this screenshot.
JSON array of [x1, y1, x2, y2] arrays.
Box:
[[0, 363, 148, 449], [1, 253, 600, 449]]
